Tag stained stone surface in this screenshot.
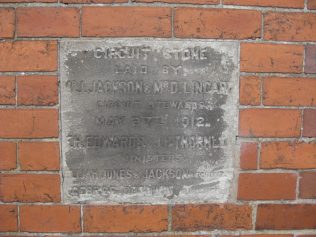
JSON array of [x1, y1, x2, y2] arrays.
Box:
[[60, 39, 239, 204]]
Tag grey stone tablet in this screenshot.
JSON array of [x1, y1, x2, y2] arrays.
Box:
[[60, 39, 239, 204]]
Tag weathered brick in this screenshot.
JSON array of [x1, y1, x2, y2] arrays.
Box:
[[84, 205, 168, 232], [0, 174, 60, 202], [172, 204, 252, 231], [174, 8, 261, 39], [0, 205, 17, 232], [256, 204, 316, 230], [0, 41, 57, 72], [0, 0, 56, 2], [240, 143, 258, 170], [136, 0, 218, 3], [17, 75, 58, 106], [0, 8, 15, 38], [0, 76, 15, 105], [223, 0, 304, 8], [0, 142, 16, 170], [19, 142, 60, 171], [308, 0, 316, 9], [17, 8, 80, 37], [82, 7, 171, 37], [305, 45, 316, 73], [0, 109, 58, 138], [20, 205, 81, 233], [303, 109, 316, 137], [299, 172, 316, 199], [63, 0, 126, 2], [238, 173, 297, 200], [239, 109, 301, 137], [222, 235, 293, 237], [240, 43, 304, 73], [240, 76, 261, 105], [263, 77, 316, 106], [260, 142, 316, 169], [264, 12, 316, 42]]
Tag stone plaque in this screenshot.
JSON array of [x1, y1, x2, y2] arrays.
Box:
[[60, 39, 239, 203]]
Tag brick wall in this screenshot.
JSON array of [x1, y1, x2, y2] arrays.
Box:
[[0, 0, 316, 236]]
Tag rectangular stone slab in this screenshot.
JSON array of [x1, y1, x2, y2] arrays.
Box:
[[60, 39, 239, 204]]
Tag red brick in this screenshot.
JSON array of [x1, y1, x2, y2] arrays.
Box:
[[17, 75, 58, 106], [256, 204, 316, 230], [308, 0, 316, 9], [240, 76, 261, 105], [0, 174, 60, 202], [0, 8, 15, 38], [0, 109, 58, 138], [303, 109, 316, 137], [172, 204, 252, 231], [223, 0, 304, 8], [260, 142, 316, 169], [263, 77, 316, 106], [0, 205, 17, 232], [0, 76, 15, 105], [174, 8, 261, 39], [299, 172, 316, 199], [239, 109, 301, 137], [62, 0, 126, 2], [305, 45, 316, 73], [222, 235, 293, 237], [20, 205, 81, 233], [0, 0, 56, 2], [264, 12, 316, 42], [0, 41, 57, 72], [240, 143, 258, 170], [84, 205, 168, 232], [17, 8, 80, 37], [137, 0, 218, 3], [82, 7, 171, 37], [19, 142, 60, 171], [0, 142, 16, 170], [238, 173, 297, 200], [240, 43, 304, 73]]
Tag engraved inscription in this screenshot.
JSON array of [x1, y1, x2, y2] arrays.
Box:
[[60, 40, 239, 203]]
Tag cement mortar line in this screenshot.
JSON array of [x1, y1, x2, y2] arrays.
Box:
[[240, 72, 316, 77], [237, 137, 316, 142], [239, 105, 316, 109], [239, 169, 316, 174], [0, 105, 59, 109], [0, 138, 59, 142], [0, 2, 316, 13], [3, 37, 316, 46], [0, 170, 60, 174], [1, 229, 316, 236]]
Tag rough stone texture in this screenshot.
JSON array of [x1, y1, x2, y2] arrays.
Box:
[[60, 39, 239, 203]]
